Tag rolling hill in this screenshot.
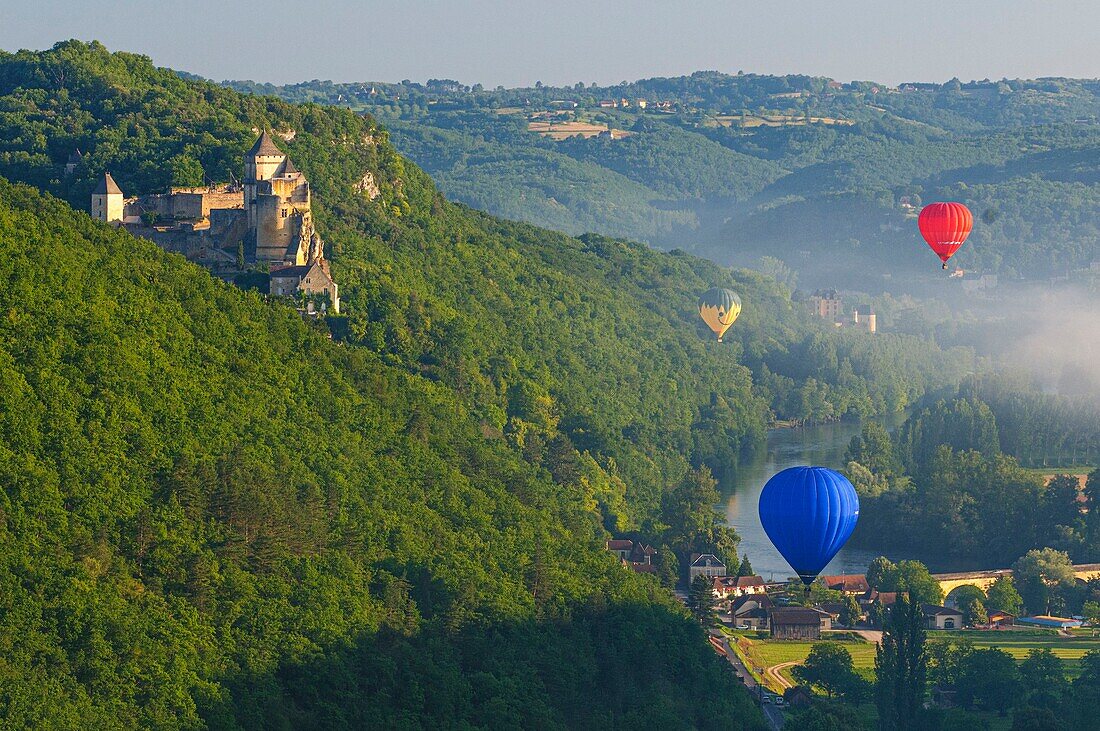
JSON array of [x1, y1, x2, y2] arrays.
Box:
[[224, 72, 1100, 288]]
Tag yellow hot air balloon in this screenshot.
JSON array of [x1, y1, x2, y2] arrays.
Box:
[[698, 287, 742, 342]]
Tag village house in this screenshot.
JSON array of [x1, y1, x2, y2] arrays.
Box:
[[269, 258, 340, 314], [986, 610, 1016, 628], [712, 575, 766, 600], [689, 553, 727, 582], [807, 288, 843, 320], [604, 539, 657, 574], [852, 305, 877, 334], [64, 148, 83, 176], [861, 589, 901, 609], [923, 604, 964, 630], [605, 539, 634, 561], [730, 594, 773, 630], [769, 607, 829, 640], [821, 574, 870, 595]]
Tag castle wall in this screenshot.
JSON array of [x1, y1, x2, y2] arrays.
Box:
[[255, 193, 296, 262], [254, 176, 311, 263]]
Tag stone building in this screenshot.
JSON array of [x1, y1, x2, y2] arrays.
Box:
[[244, 131, 316, 265], [853, 304, 877, 334], [269, 257, 340, 314], [688, 553, 727, 582], [808, 288, 843, 320], [769, 607, 824, 640], [91, 173, 125, 224], [89, 132, 340, 313]]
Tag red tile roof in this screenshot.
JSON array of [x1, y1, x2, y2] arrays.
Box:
[[822, 574, 870, 592]]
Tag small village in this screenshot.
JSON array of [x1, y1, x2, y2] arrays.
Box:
[[606, 538, 1100, 724]]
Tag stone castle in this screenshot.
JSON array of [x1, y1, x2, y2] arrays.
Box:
[[90, 131, 339, 313]]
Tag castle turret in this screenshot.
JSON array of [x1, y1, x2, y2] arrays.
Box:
[[244, 131, 287, 230], [91, 172, 125, 224]]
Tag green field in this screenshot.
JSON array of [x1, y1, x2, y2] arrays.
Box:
[[931, 630, 1100, 676], [738, 635, 878, 687], [738, 630, 1100, 687]]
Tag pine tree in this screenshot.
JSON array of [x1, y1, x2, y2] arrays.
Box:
[[737, 553, 754, 577], [688, 574, 716, 624]]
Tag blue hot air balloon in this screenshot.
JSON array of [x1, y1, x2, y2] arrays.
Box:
[[758, 466, 859, 586]]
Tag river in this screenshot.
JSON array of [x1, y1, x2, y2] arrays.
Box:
[[720, 413, 908, 582]]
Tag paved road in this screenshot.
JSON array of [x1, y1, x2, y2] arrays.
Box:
[[712, 634, 784, 730]]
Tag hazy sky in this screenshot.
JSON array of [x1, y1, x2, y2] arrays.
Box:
[[2, 1, 1098, 87]]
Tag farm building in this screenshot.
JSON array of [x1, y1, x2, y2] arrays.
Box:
[[1017, 615, 1083, 629], [769, 607, 828, 640], [922, 605, 964, 630]]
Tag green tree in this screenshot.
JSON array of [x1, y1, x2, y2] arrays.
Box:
[[793, 643, 871, 701], [986, 576, 1024, 615], [957, 648, 1019, 715], [875, 594, 927, 731], [846, 422, 900, 477], [866, 556, 896, 591], [927, 638, 974, 688], [1014, 548, 1076, 614], [167, 153, 205, 187], [894, 560, 944, 606], [657, 543, 680, 588], [840, 594, 862, 627], [1082, 600, 1100, 626], [737, 553, 754, 577], [1045, 474, 1085, 530], [688, 573, 716, 624], [1019, 648, 1067, 697], [948, 584, 988, 626], [1010, 707, 1060, 731]]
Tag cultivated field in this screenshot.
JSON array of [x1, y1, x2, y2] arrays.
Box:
[[734, 628, 1100, 691], [710, 114, 855, 128], [526, 120, 632, 139]]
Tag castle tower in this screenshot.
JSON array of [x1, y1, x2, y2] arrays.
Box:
[[91, 172, 125, 223], [246, 132, 313, 264], [244, 131, 287, 230]]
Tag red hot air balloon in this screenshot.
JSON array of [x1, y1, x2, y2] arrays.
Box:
[[918, 202, 973, 269]]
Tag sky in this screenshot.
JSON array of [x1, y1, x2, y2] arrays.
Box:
[[2, 1, 1099, 88]]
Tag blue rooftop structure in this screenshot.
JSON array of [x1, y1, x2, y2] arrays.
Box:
[[1016, 616, 1083, 629]]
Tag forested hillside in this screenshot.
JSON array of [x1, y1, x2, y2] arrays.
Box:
[[0, 41, 974, 531], [0, 41, 983, 727], [848, 376, 1100, 568], [226, 72, 1100, 287], [0, 177, 767, 729]]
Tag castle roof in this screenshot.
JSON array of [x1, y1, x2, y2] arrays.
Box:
[[270, 265, 311, 280], [248, 131, 284, 157], [280, 157, 299, 175], [93, 172, 123, 195]]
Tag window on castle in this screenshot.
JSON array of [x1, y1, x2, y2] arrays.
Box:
[[281, 208, 288, 218]]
